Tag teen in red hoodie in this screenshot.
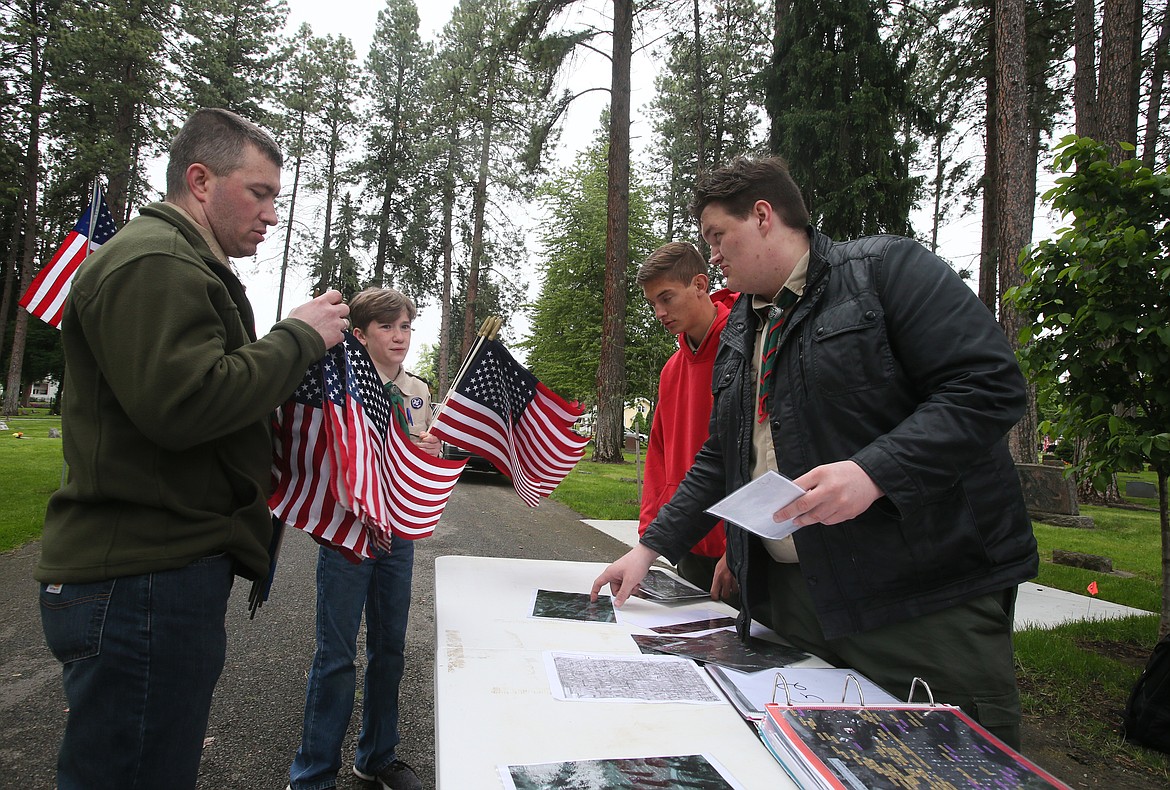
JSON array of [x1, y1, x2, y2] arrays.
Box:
[[637, 242, 739, 599]]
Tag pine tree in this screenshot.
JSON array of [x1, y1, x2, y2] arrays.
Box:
[[272, 23, 325, 319], [648, 0, 768, 243], [306, 34, 359, 295], [767, 0, 922, 238], [358, 0, 434, 296], [43, 0, 172, 223], [331, 191, 363, 301], [174, 0, 289, 127], [523, 128, 663, 411]]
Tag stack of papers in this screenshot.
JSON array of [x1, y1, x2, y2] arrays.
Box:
[[632, 568, 709, 601]]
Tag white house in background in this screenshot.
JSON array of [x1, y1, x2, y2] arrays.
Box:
[[28, 379, 59, 402]]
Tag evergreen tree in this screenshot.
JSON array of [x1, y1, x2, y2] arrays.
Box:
[[174, 0, 289, 127], [331, 190, 363, 300], [272, 23, 326, 318], [358, 0, 434, 297], [523, 130, 662, 409], [766, 0, 922, 238], [647, 0, 768, 243], [305, 34, 359, 294]]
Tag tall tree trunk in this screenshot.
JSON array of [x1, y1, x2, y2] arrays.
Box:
[[438, 126, 458, 398], [315, 127, 340, 294], [1143, 0, 1170, 168], [594, 0, 633, 463], [1073, 0, 1099, 139], [1098, 0, 1142, 161], [373, 168, 395, 288], [0, 200, 25, 364], [692, 0, 706, 174], [373, 59, 406, 288], [462, 82, 496, 364], [277, 155, 302, 313], [979, 0, 999, 314], [929, 129, 944, 253], [666, 159, 679, 240], [4, 0, 43, 416], [1158, 466, 1169, 639], [994, 0, 1036, 463]]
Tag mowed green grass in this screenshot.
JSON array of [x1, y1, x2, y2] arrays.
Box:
[[0, 416, 64, 552]]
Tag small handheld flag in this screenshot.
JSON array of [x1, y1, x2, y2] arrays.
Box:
[[430, 333, 589, 507]]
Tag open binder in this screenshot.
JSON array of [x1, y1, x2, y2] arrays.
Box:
[[707, 665, 898, 721], [759, 675, 1072, 789]]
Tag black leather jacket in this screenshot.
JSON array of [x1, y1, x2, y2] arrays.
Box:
[[641, 229, 1037, 639]]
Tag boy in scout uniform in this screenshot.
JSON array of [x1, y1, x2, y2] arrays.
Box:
[[289, 287, 433, 790]]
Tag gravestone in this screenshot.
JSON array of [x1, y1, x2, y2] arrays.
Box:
[[1016, 463, 1095, 529], [1126, 481, 1158, 499], [48, 428, 61, 438], [1052, 549, 1113, 573], [0, 421, 7, 431]]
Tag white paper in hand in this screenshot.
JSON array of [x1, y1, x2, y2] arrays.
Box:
[[705, 471, 807, 540]]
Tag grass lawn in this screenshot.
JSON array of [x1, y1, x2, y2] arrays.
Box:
[[0, 415, 64, 552], [549, 447, 644, 520]]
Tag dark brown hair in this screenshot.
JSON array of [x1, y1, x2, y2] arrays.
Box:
[[690, 156, 810, 230], [349, 287, 417, 332]]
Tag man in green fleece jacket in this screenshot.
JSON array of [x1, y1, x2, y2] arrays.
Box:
[[35, 108, 351, 790]]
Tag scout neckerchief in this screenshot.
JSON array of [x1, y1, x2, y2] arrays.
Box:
[[384, 379, 411, 435], [757, 287, 799, 423]]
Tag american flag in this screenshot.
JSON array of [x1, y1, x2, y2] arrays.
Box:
[[270, 333, 466, 558], [430, 338, 589, 507], [20, 183, 117, 328], [269, 360, 370, 563]]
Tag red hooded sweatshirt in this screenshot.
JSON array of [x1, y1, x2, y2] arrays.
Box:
[[638, 288, 739, 558]]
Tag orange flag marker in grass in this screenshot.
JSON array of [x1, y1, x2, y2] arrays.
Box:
[[1087, 580, 1099, 596]]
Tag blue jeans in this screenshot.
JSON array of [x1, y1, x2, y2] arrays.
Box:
[[39, 554, 235, 789], [290, 536, 414, 790]]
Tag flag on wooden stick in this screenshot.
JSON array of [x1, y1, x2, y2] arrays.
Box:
[[20, 182, 117, 328], [269, 333, 466, 561], [430, 334, 589, 507]]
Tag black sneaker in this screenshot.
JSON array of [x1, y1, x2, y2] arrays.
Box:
[[353, 760, 422, 790]]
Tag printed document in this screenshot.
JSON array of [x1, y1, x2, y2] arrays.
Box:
[[705, 471, 806, 540]]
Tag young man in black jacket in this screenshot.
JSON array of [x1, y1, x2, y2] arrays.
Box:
[[593, 156, 1037, 748]]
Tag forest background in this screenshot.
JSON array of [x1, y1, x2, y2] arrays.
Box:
[[0, 0, 1164, 480]]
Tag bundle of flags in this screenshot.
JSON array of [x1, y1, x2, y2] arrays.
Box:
[[269, 329, 590, 567], [20, 183, 117, 328], [269, 332, 466, 562], [430, 337, 590, 507]]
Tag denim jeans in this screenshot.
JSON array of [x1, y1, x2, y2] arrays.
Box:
[[290, 536, 414, 790], [39, 553, 235, 790]]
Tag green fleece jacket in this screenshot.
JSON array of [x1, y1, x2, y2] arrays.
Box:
[[35, 203, 325, 583]]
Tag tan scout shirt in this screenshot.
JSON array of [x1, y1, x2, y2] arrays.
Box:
[[751, 251, 809, 563], [389, 367, 433, 440]]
